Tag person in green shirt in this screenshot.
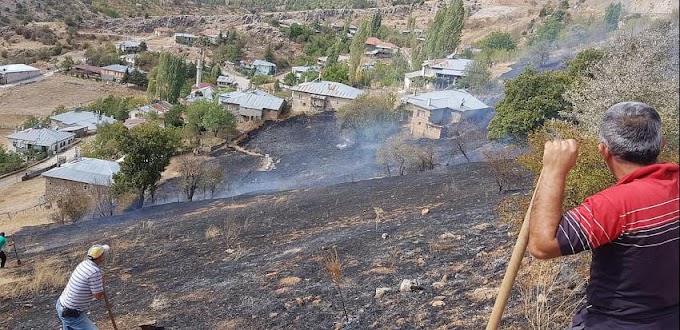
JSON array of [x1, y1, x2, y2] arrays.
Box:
[[0, 232, 14, 268]]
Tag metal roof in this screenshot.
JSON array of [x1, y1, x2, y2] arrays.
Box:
[[50, 110, 117, 131], [290, 81, 364, 100], [252, 60, 276, 67], [101, 64, 145, 74], [42, 157, 120, 185], [6, 128, 74, 146], [219, 90, 284, 111], [174, 33, 196, 38], [0, 64, 40, 74], [401, 90, 489, 112], [425, 58, 472, 71]]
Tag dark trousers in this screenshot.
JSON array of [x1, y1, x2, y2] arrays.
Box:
[[0, 250, 6, 268]]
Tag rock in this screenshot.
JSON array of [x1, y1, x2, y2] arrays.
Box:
[[21, 304, 34, 309], [334, 322, 344, 330], [440, 232, 463, 240], [279, 276, 301, 287], [432, 281, 445, 289], [295, 297, 304, 305], [421, 208, 430, 216], [375, 287, 391, 298], [431, 300, 445, 307], [433, 296, 446, 301], [399, 279, 422, 292], [226, 249, 235, 254], [381, 233, 389, 239], [395, 318, 407, 326], [269, 312, 278, 318]]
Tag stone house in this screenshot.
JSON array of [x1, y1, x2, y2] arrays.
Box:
[[72, 64, 102, 79], [154, 27, 174, 37], [0, 64, 42, 85], [402, 90, 491, 139], [289, 81, 364, 113], [218, 89, 285, 122], [42, 157, 120, 203], [100, 64, 145, 82]]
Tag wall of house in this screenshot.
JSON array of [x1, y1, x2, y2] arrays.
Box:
[[291, 92, 353, 113], [10, 137, 74, 155], [45, 177, 105, 202], [101, 70, 124, 82], [407, 104, 444, 139], [0, 70, 42, 85]]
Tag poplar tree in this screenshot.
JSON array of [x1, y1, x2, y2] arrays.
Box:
[[349, 20, 370, 85], [423, 0, 465, 59], [147, 52, 188, 103]]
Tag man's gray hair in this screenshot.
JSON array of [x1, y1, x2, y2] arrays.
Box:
[[599, 102, 663, 165]]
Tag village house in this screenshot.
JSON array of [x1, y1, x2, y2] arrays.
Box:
[[217, 75, 237, 88], [252, 60, 277, 76], [42, 157, 120, 203], [72, 64, 101, 79], [404, 56, 473, 91], [123, 118, 149, 129], [201, 30, 222, 44], [50, 110, 116, 135], [291, 66, 319, 80], [218, 89, 285, 122], [289, 81, 364, 113], [0, 64, 42, 85], [115, 40, 142, 53], [100, 64, 146, 82], [402, 90, 491, 139], [175, 33, 197, 45], [128, 101, 173, 119], [119, 53, 137, 66], [364, 37, 399, 58], [186, 83, 217, 103], [6, 128, 75, 155], [154, 27, 174, 37], [317, 55, 350, 68]]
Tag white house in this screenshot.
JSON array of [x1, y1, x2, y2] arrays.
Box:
[[6, 128, 75, 155], [50, 110, 117, 134], [403, 57, 473, 91], [0, 64, 42, 85]]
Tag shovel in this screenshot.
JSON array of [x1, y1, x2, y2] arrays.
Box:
[[12, 241, 21, 266]]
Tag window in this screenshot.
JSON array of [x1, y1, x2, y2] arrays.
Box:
[[83, 185, 88, 190]]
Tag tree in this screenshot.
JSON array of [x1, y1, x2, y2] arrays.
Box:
[[478, 31, 516, 52], [201, 162, 224, 198], [604, 2, 622, 32], [564, 22, 679, 158], [376, 133, 418, 176], [81, 122, 129, 160], [60, 55, 74, 71], [165, 104, 185, 127], [128, 69, 148, 88], [566, 48, 604, 79], [455, 60, 491, 93], [321, 62, 350, 84], [423, 0, 465, 59], [264, 43, 275, 63], [483, 145, 522, 193], [449, 120, 484, 163], [370, 12, 382, 37], [283, 72, 297, 86], [349, 19, 370, 85], [202, 103, 235, 137], [337, 93, 398, 134], [273, 79, 281, 92], [177, 155, 206, 201], [147, 52, 188, 103], [139, 40, 148, 52], [487, 68, 573, 140], [0, 145, 24, 175], [54, 190, 92, 223], [121, 68, 131, 84], [113, 124, 180, 208]]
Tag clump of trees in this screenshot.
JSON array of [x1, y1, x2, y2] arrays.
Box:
[[423, 0, 465, 59], [177, 155, 225, 201], [85, 95, 147, 121], [147, 52, 189, 104], [0, 146, 24, 175], [376, 134, 435, 176], [185, 100, 236, 138], [336, 93, 399, 136]]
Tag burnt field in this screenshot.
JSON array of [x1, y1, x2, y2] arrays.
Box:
[[1, 162, 531, 330]]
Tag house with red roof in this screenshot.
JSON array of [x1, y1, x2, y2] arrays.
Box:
[[364, 37, 399, 58]]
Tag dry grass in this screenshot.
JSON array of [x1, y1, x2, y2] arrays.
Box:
[[517, 256, 588, 329], [205, 224, 222, 239], [7, 260, 68, 298], [321, 246, 348, 321]]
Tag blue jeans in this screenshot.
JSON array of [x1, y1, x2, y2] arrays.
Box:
[[55, 299, 98, 330]]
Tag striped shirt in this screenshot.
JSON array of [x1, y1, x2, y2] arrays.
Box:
[[556, 163, 679, 327], [58, 259, 104, 311]]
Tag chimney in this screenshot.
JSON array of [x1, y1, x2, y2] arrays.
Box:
[[427, 98, 431, 107]]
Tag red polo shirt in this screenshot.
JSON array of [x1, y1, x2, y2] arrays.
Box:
[[556, 163, 679, 328]]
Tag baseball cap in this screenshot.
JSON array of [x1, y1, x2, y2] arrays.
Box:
[[87, 244, 110, 260]]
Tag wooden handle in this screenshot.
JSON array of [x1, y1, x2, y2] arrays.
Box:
[[486, 172, 542, 330], [103, 291, 119, 330]]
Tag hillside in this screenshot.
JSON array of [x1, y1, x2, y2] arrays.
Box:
[[0, 162, 533, 329]]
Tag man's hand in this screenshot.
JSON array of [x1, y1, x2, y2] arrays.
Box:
[[542, 139, 578, 177]]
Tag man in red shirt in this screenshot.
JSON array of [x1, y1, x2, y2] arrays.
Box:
[[528, 101, 679, 329]]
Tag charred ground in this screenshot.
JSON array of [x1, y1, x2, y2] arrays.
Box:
[[1, 160, 531, 330]]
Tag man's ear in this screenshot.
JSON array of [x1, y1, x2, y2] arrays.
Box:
[[598, 142, 611, 160], [661, 136, 666, 150]]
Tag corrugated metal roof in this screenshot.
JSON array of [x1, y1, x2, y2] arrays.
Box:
[[50, 110, 117, 131], [401, 90, 489, 112], [0, 64, 40, 74], [73, 64, 101, 73], [219, 90, 284, 111], [42, 157, 120, 185], [6, 128, 74, 146], [101, 64, 145, 74], [426, 58, 472, 71], [290, 81, 364, 100]]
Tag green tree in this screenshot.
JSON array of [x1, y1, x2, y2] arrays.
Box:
[[113, 125, 180, 208], [424, 0, 465, 59], [128, 69, 149, 88], [321, 62, 350, 84], [283, 72, 298, 86], [164, 104, 185, 127], [604, 2, 622, 32], [455, 60, 491, 93], [22, 115, 50, 129], [478, 31, 516, 52], [349, 19, 370, 85], [273, 79, 281, 92], [370, 12, 382, 37], [566, 48, 604, 78], [337, 93, 398, 133], [81, 122, 129, 160], [0, 145, 25, 175], [202, 104, 235, 137], [121, 68, 131, 84], [147, 52, 188, 103], [60, 55, 74, 71], [264, 43, 275, 63], [487, 68, 573, 140], [139, 40, 148, 52]]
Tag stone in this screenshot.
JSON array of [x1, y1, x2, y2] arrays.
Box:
[[432, 281, 445, 289], [381, 233, 389, 239], [269, 312, 278, 318], [431, 300, 445, 307], [226, 248, 235, 254], [375, 287, 391, 298], [400, 279, 421, 292], [421, 208, 430, 216]]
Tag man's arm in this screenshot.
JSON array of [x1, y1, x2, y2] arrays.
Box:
[[93, 291, 104, 300], [528, 139, 578, 259]]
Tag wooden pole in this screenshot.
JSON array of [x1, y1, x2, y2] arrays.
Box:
[[486, 172, 542, 330], [103, 291, 119, 330]]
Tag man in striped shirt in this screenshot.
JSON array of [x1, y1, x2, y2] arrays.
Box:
[[56, 244, 109, 330], [528, 102, 679, 329]]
